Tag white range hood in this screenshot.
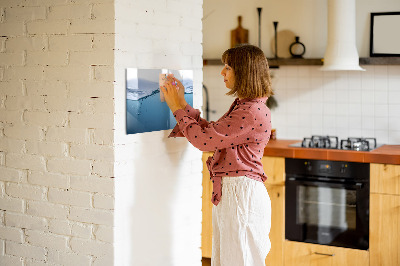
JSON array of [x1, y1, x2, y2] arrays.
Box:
[[320, 0, 365, 71]]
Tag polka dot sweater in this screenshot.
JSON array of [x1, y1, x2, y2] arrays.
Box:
[[168, 97, 272, 206]]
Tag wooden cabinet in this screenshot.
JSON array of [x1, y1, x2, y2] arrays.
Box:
[[370, 163, 400, 266], [284, 241, 369, 266], [264, 184, 284, 266], [261, 156, 285, 266], [201, 153, 286, 265], [201, 152, 213, 258], [370, 163, 400, 195]]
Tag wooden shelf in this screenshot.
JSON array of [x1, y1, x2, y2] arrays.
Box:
[[203, 58, 323, 67], [203, 57, 400, 67], [359, 57, 400, 65]]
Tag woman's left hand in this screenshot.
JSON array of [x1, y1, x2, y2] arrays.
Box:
[[160, 77, 185, 113]]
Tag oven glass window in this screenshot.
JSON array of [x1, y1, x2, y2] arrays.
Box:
[[297, 186, 356, 230]]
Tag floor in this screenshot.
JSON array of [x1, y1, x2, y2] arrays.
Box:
[[202, 257, 211, 266]]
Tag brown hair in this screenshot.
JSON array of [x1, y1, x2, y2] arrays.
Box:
[[221, 44, 273, 99]]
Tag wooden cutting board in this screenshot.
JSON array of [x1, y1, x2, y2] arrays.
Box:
[[231, 16, 249, 48]]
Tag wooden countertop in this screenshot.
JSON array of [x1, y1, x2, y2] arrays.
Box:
[[263, 139, 400, 165]]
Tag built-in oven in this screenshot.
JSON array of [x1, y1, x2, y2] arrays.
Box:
[[285, 158, 369, 250]]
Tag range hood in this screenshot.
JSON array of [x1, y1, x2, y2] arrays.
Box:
[[320, 0, 365, 71]]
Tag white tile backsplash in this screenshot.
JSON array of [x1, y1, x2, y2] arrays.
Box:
[[203, 64, 400, 145]]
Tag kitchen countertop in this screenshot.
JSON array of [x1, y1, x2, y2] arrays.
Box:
[[263, 139, 400, 165]]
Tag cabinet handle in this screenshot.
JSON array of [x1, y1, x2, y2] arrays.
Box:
[[314, 252, 335, 257]]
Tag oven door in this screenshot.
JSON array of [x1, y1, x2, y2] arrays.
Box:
[[285, 177, 369, 250]]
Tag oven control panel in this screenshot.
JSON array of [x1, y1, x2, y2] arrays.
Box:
[[286, 158, 369, 180]]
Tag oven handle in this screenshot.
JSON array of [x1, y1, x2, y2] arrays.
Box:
[[286, 177, 364, 189]]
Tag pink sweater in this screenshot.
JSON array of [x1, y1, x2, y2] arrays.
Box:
[[168, 97, 271, 205]]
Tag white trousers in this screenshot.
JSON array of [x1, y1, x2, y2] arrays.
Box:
[[212, 176, 271, 266]]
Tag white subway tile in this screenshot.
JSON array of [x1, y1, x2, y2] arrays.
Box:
[[389, 117, 400, 131], [348, 77, 362, 91], [374, 90, 388, 104], [323, 103, 336, 116], [388, 76, 400, 91], [388, 131, 400, 143], [374, 77, 388, 91], [348, 103, 362, 116], [336, 115, 348, 129], [388, 104, 400, 117], [375, 104, 389, 117], [361, 90, 374, 104], [374, 65, 388, 77], [388, 91, 400, 104], [374, 117, 389, 130], [362, 116, 375, 130], [374, 130, 389, 144], [348, 128, 362, 137]]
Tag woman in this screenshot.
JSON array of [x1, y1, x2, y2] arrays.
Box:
[[161, 44, 273, 266]]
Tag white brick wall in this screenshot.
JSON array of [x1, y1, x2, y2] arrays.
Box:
[[0, 0, 115, 265], [1, 0, 204, 265]]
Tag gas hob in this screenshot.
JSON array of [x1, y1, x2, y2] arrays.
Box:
[[289, 135, 382, 151]]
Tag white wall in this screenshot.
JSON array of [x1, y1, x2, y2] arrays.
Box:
[[0, 0, 115, 265], [113, 0, 204, 265], [203, 0, 400, 58], [203, 0, 400, 145]]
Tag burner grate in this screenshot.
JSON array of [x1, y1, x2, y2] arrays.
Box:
[[340, 137, 377, 151], [296, 136, 378, 151], [301, 135, 339, 149]]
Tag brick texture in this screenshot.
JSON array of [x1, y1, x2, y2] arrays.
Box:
[[0, 0, 203, 265], [0, 4, 115, 262]]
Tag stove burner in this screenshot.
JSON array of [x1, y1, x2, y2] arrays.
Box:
[[340, 137, 377, 151], [294, 136, 378, 151], [301, 135, 339, 149]]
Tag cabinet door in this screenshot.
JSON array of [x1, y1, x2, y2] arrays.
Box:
[[284, 241, 369, 266], [370, 164, 400, 195], [262, 156, 285, 185], [370, 193, 400, 266], [202, 152, 213, 258], [264, 184, 284, 266]]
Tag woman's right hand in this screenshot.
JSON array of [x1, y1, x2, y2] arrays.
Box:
[[168, 76, 187, 108]]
